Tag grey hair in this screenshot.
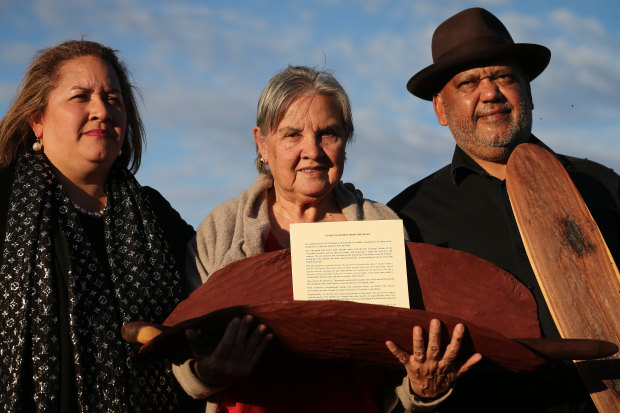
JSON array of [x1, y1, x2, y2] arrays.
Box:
[[254, 65, 354, 175]]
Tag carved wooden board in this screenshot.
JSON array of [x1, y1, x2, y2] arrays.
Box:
[[506, 143, 620, 411], [127, 237, 616, 404], [142, 243, 585, 371], [165, 244, 541, 338], [142, 300, 547, 372]]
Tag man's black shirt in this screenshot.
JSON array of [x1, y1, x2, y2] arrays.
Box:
[[389, 137, 620, 337], [388, 137, 620, 412]]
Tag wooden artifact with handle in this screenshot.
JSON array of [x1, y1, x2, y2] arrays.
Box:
[[122, 244, 617, 370], [506, 143, 620, 412], [122, 227, 618, 405]]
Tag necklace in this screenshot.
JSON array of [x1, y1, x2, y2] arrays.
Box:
[[73, 201, 106, 218]]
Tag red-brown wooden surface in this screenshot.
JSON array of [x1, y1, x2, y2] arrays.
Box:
[[166, 244, 541, 338], [148, 244, 548, 371], [506, 143, 620, 411], [407, 243, 540, 338], [144, 300, 546, 372]]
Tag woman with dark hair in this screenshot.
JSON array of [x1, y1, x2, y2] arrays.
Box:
[[0, 40, 199, 412]]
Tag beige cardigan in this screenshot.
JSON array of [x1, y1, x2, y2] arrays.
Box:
[[175, 174, 449, 412]]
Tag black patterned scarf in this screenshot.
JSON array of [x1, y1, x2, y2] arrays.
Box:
[[0, 151, 191, 412]]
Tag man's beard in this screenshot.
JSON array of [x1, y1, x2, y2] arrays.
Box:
[[448, 101, 532, 162]]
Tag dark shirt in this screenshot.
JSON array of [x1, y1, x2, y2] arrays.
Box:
[[388, 137, 620, 412]]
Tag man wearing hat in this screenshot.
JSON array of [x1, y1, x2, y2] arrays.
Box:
[[388, 7, 620, 412]]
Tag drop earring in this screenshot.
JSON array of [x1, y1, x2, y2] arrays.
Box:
[[32, 138, 42, 151], [260, 157, 270, 171]]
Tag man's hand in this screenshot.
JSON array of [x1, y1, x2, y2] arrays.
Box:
[[386, 318, 482, 399], [187, 315, 272, 388]]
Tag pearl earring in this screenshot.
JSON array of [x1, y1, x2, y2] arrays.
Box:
[[32, 138, 42, 151]]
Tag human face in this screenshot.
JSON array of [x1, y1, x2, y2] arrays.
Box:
[[31, 55, 126, 181], [254, 93, 347, 203], [433, 62, 533, 164]]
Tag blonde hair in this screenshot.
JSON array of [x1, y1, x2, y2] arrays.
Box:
[[254, 65, 354, 174], [0, 40, 145, 172]]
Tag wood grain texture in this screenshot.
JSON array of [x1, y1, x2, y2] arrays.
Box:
[[130, 234, 617, 400], [407, 243, 540, 338], [166, 244, 541, 338], [146, 244, 552, 372], [143, 300, 547, 372], [506, 143, 620, 411]]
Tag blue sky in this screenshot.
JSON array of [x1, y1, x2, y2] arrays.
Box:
[[1, 0, 619, 228]]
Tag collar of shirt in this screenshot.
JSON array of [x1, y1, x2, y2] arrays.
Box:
[[449, 135, 560, 185]]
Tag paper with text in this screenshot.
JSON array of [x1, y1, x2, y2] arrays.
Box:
[[290, 219, 409, 308]]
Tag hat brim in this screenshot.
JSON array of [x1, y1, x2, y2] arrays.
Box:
[[407, 43, 550, 100]]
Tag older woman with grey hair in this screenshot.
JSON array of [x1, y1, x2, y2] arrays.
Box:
[[173, 66, 478, 412]]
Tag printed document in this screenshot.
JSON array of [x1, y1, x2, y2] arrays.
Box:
[[290, 220, 409, 308]]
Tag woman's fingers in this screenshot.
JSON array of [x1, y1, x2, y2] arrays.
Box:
[[412, 325, 426, 363], [245, 330, 273, 372], [388, 319, 482, 399], [229, 315, 254, 359], [457, 352, 482, 376], [187, 315, 273, 386], [426, 318, 442, 361], [439, 323, 481, 376], [385, 340, 410, 365], [441, 323, 464, 363], [243, 323, 267, 354]]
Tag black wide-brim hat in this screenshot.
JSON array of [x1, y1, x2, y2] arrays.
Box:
[[407, 8, 551, 100]]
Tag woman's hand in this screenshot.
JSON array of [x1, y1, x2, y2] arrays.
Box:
[[386, 318, 482, 400], [187, 315, 272, 388]]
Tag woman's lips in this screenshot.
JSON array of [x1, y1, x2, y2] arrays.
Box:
[[83, 128, 113, 138], [298, 166, 326, 173]]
